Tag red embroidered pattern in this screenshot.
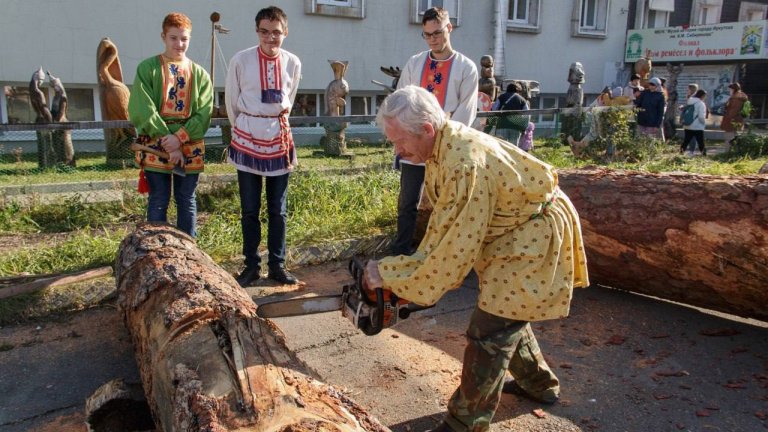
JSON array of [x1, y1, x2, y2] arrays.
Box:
[[419, 55, 454, 108]]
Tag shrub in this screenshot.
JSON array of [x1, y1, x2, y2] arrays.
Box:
[[729, 130, 768, 158], [577, 107, 665, 162]]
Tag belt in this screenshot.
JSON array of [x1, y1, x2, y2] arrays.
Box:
[[529, 188, 560, 220], [241, 109, 293, 169]]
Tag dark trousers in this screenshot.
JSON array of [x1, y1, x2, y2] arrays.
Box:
[[444, 307, 559, 431], [237, 170, 290, 269], [392, 163, 425, 256], [681, 129, 705, 154], [145, 171, 199, 237]]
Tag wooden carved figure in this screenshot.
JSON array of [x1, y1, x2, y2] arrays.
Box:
[[47, 71, 76, 166], [30, 67, 52, 123], [322, 60, 352, 156], [325, 60, 349, 117], [97, 37, 136, 166], [478, 55, 499, 101]]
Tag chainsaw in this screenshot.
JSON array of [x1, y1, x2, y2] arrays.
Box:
[[256, 257, 432, 335]]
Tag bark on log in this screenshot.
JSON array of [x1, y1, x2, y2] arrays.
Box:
[[416, 169, 768, 321], [115, 223, 389, 432], [556, 169, 768, 320]]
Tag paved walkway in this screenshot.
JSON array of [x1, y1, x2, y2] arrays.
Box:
[[2, 261, 766, 431]]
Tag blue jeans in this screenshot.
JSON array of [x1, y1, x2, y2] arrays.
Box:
[[145, 171, 200, 237], [237, 170, 290, 269], [392, 163, 425, 256]]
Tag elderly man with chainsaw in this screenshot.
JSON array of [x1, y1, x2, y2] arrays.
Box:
[[364, 85, 589, 432]]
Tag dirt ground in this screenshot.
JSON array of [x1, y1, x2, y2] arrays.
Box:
[[1, 260, 767, 432]]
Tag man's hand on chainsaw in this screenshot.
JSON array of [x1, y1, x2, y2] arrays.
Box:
[[363, 260, 383, 293], [363, 260, 409, 306]]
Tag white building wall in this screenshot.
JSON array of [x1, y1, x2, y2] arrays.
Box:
[[0, 0, 628, 97], [500, 0, 631, 95]]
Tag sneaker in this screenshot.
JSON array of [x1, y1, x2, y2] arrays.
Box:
[[268, 266, 299, 284], [687, 151, 694, 157], [235, 266, 260, 287], [502, 378, 559, 404]]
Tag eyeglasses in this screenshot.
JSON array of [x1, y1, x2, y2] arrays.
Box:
[[258, 29, 284, 38], [421, 24, 449, 40]]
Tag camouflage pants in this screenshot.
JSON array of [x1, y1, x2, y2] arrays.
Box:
[[443, 307, 560, 432]]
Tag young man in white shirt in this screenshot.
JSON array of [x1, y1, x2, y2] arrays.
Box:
[[225, 6, 302, 286], [392, 7, 479, 256]]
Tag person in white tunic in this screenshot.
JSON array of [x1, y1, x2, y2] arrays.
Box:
[[392, 6, 479, 256], [225, 6, 302, 287]]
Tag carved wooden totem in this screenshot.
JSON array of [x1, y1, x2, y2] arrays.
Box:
[[97, 38, 136, 167]]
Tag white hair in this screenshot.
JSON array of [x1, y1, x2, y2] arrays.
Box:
[[376, 85, 447, 135]]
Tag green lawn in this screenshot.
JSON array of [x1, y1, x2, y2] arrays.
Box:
[[0, 142, 393, 185], [1, 138, 766, 279]]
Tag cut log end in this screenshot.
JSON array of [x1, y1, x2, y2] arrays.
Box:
[[85, 379, 154, 432], [115, 224, 389, 431]]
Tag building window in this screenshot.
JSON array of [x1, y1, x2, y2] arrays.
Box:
[[638, 0, 673, 28], [581, 0, 598, 29], [739, 2, 768, 22], [507, 0, 541, 32], [290, 93, 320, 126], [3, 85, 95, 123], [691, 0, 722, 25], [511, 0, 529, 22], [304, 0, 365, 19], [317, 0, 352, 5], [530, 94, 567, 124], [698, 6, 717, 24], [646, 10, 669, 28], [64, 88, 95, 121], [350, 96, 369, 115], [572, 0, 609, 38], [4, 86, 39, 124], [411, 0, 461, 26]]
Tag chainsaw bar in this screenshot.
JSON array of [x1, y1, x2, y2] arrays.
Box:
[[256, 295, 344, 318]]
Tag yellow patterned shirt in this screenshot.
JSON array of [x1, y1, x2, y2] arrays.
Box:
[[378, 121, 589, 321]]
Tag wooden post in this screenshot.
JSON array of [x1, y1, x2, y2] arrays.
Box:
[[115, 223, 388, 431]]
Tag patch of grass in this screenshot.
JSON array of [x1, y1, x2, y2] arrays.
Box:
[[0, 194, 144, 234], [0, 229, 125, 276], [0, 142, 393, 186], [0, 343, 14, 351], [0, 168, 399, 276], [531, 137, 768, 175], [196, 169, 399, 262]]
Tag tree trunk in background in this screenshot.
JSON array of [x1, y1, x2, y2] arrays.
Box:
[[416, 169, 768, 321], [115, 223, 389, 432]]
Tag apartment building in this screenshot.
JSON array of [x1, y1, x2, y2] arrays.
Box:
[[626, 0, 767, 118]]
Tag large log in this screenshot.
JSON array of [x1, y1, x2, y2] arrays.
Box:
[[115, 223, 388, 432], [559, 169, 768, 320], [416, 169, 768, 320]]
